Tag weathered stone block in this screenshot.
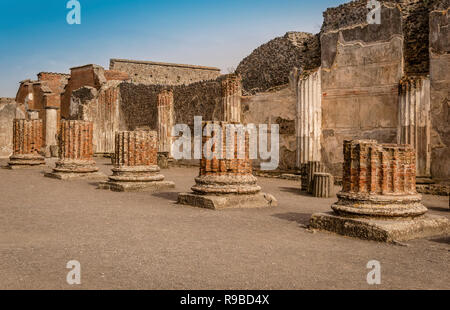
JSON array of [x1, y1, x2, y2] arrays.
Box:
[[310, 212, 450, 243]]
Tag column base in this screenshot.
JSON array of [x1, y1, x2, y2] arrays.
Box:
[[6, 155, 46, 169], [309, 212, 450, 243], [416, 176, 434, 185], [177, 192, 277, 210], [98, 180, 175, 192], [44, 171, 107, 181]]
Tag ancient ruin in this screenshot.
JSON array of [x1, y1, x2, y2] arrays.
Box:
[[99, 130, 175, 192], [0, 0, 446, 235], [310, 140, 450, 242], [178, 121, 277, 210], [312, 173, 334, 198], [45, 120, 105, 180], [7, 119, 45, 169]]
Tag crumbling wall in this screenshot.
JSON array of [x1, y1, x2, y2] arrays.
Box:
[[429, 5, 450, 180], [118, 77, 225, 132], [71, 81, 122, 154], [110, 59, 221, 86], [37, 72, 69, 95], [0, 98, 25, 157], [236, 32, 321, 95], [61, 65, 106, 119], [242, 86, 296, 171], [173, 79, 224, 126], [320, 2, 404, 176], [118, 83, 164, 131]]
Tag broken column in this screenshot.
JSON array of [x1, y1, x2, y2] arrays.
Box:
[[398, 76, 432, 182], [310, 140, 450, 243], [222, 74, 242, 122], [157, 90, 174, 163], [7, 119, 45, 169], [312, 173, 334, 198], [178, 121, 277, 210], [99, 130, 175, 192], [307, 161, 327, 194], [300, 161, 326, 192], [45, 120, 105, 180], [292, 68, 323, 193]]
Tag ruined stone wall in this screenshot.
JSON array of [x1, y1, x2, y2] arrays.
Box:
[[37, 72, 69, 95], [236, 32, 321, 95], [110, 59, 221, 86], [429, 5, 450, 180], [241, 86, 296, 171], [104, 70, 130, 82], [0, 98, 25, 157], [71, 81, 122, 154], [15, 82, 33, 109], [61, 65, 106, 119], [118, 83, 164, 132], [322, 0, 444, 75], [320, 2, 404, 176], [173, 79, 224, 126], [118, 77, 225, 133]]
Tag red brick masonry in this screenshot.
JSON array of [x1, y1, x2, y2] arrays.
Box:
[[8, 119, 45, 168]]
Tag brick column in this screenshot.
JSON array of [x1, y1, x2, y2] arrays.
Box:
[[221, 74, 241, 123], [99, 130, 175, 192], [309, 140, 450, 243], [8, 119, 45, 168], [333, 140, 424, 217], [178, 121, 277, 210], [45, 120, 105, 180]]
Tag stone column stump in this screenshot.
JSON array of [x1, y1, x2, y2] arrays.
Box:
[[7, 119, 45, 169], [178, 121, 277, 210], [99, 130, 175, 192], [307, 161, 326, 194], [45, 120, 105, 180], [310, 140, 450, 243], [312, 172, 334, 198]]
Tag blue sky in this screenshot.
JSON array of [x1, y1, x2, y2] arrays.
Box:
[[0, 0, 348, 97]]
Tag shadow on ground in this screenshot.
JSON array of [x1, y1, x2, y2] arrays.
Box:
[[279, 186, 311, 197], [152, 191, 179, 202], [271, 212, 312, 226]]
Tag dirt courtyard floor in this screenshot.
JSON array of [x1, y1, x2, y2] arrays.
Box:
[[0, 158, 449, 290]]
